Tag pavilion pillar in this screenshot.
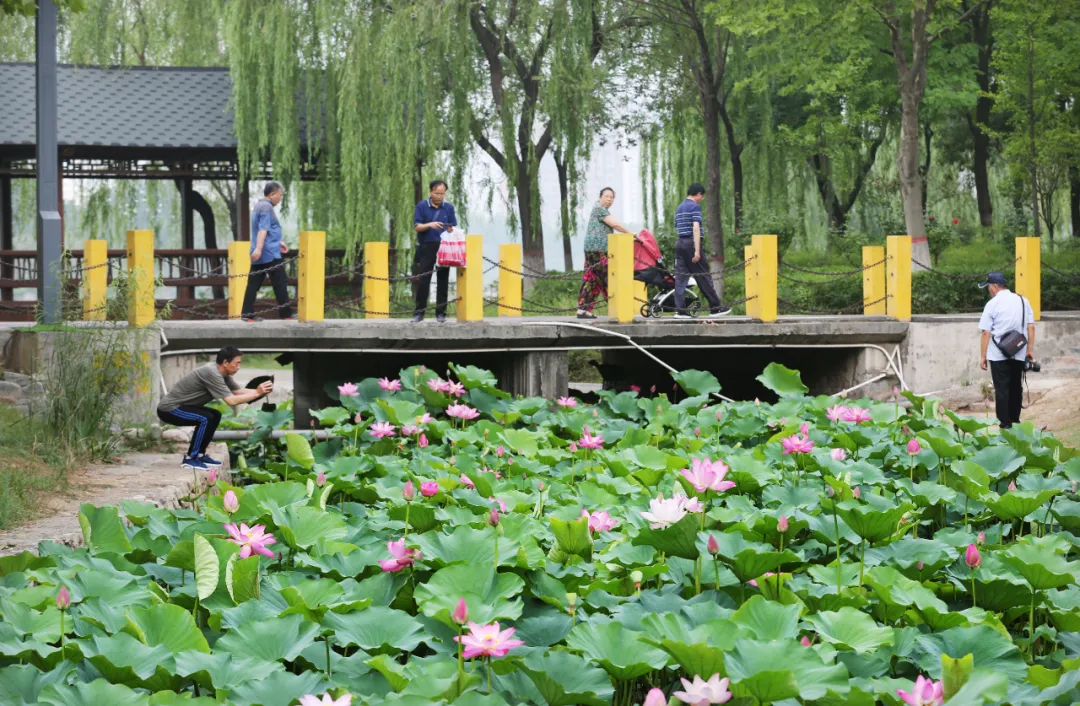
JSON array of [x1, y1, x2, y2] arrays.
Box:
[[36, 0, 63, 323], [1, 173, 12, 302], [237, 179, 250, 242], [180, 176, 196, 302]]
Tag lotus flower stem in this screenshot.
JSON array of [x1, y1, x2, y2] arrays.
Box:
[[58, 609, 65, 655], [694, 558, 701, 596], [971, 574, 977, 609], [404, 502, 411, 540], [859, 539, 866, 587], [832, 502, 842, 593], [493, 530, 499, 568], [456, 626, 465, 696], [713, 558, 720, 589], [1030, 588, 1037, 646], [487, 657, 492, 694], [964, 497, 969, 531], [326, 636, 332, 678], [909, 455, 914, 482]]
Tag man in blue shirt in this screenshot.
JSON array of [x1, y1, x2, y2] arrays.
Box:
[[978, 272, 1036, 428], [412, 180, 458, 322], [673, 183, 730, 319], [241, 181, 295, 322]]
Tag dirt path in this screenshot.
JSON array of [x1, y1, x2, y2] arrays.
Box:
[[938, 375, 1080, 446], [0, 443, 228, 556]]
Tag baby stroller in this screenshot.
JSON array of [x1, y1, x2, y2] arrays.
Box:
[[634, 228, 703, 317]]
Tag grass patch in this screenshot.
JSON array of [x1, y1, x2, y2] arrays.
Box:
[[0, 404, 72, 529]]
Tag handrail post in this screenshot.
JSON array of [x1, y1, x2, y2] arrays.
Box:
[[744, 243, 759, 319], [1015, 237, 1040, 321], [457, 234, 484, 321], [298, 230, 325, 322], [498, 243, 522, 317], [886, 235, 912, 321], [364, 241, 389, 319], [126, 229, 154, 327], [751, 234, 777, 322], [82, 238, 107, 321], [862, 245, 886, 315], [227, 241, 249, 319]]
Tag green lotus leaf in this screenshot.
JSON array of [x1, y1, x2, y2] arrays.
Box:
[[80, 633, 179, 692], [192, 534, 220, 602], [968, 445, 1026, 480], [984, 489, 1057, 522], [805, 607, 894, 653], [271, 504, 349, 549], [0, 597, 62, 644], [549, 515, 592, 560], [1051, 498, 1080, 533], [375, 398, 426, 426], [706, 531, 801, 582], [37, 679, 150, 706], [726, 638, 850, 702], [244, 481, 310, 513], [672, 369, 722, 397], [941, 652, 974, 700], [913, 626, 1026, 683], [938, 669, 1009, 705], [414, 525, 519, 568], [836, 496, 913, 543], [518, 649, 615, 706], [78, 503, 134, 555], [225, 669, 332, 706], [284, 432, 315, 469], [213, 613, 319, 663], [324, 606, 426, 654], [639, 612, 734, 677], [1001, 544, 1080, 590], [414, 564, 524, 627], [0, 663, 73, 706], [172, 650, 285, 693], [123, 603, 209, 655], [566, 621, 669, 681], [500, 428, 542, 458], [756, 362, 809, 398], [731, 595, 802, 641], [631, 514, 702, 560]]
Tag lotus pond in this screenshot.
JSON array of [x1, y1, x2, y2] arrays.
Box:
[[3, 362, 1080, 706]]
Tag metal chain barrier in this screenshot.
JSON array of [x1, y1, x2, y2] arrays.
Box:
[[1044, 262, 1080, 283], [778, 294, 890, 316], [910, 256, 1020, 280], [326, 296, 462, 318], [778, 257, 888, 285]]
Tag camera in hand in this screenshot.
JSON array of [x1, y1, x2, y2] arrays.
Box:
[[1024, 358, 1041, 373]]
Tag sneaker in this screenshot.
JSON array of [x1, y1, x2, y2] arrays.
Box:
[[182, 456, 209, 471], [411, 313, 425, 323], [200, 454, 223, 467], [282, 314, 298, 321], [241, 315, 264, 323], [576, 310, 597, 320], [673, 313, 692, 319], [436, 313, 447, 323], [707, 306, 733, 318]]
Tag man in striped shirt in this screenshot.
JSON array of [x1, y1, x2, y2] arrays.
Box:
[[673, 183, 730, 318]]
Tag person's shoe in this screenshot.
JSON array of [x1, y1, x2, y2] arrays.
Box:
[[181, 456, 209, 471], [673, 313, 692, 320], [282, 314, 298, 321], [241, 315, 264, 322], [576, 310, 597, 320], [436, 313, 447, 323], [199, 454, 223, 467], [707, 306, 733, 318], [411, 313, 425, 323]]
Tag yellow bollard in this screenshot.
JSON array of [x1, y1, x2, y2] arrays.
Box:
[[227, 241, 250, 319], [751, 234, 777, 322], [298, 231, 325, 322], [862, 245, 886, 315], [498, 243, 522, 317], [633, 279, 647, 314], [457, 234, 484, 321], [82, 239, 107, 321], [607, 232, 634, 323], [886, 235, 912, 321], [364, 241, 389, 319], [1015, 237, 1041, 321], [126, 229, 155, 327], [744, 244, 759, 319]]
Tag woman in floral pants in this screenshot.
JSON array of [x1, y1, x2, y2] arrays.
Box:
[[577, 187, 631, 319]]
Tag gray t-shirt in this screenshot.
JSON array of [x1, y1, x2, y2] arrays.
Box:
[[158, 363, 240, 412]]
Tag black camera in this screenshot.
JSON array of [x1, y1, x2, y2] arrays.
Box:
[[1024, 358, 1041, 373]]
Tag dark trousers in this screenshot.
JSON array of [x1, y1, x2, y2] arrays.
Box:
[[157, 405, 222, 458], [241, 259, 292, 318], [674, 239, 722, 314], [413, 241, 449, 316], [990, 359, 1025, 428]]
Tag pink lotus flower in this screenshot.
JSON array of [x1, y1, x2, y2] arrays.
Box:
[[488, 507, 500, 527], [1008, 481, 1017, 491], [582, 508, 618, 533], [556, 396, 577, 408], [447, 403, 480, 421], [415, 413, 433, 425], [568, 441, 579, 453], [799, 421, 810, 436], [368, 421, 396, 439], [842, 407, 872, 424], [641, 493, 702, 529], [630, 385, 641, 393], [378, 377, 401, 392], [56, 585, 70, 610], [826, 404, 849, 422], [403, 480, 415, 502], [800, 636, 812, 647], [897, 675, 944, 706], [707, 534, 719, 555], [681, 457, 736, 493], [907, 438, 921, 455], [298, 694, 352, 706], [577, 431, 605, 449], [495, 445, 506, 457], [401, 424, 420, 437], [316, 471, 326, 487], [427, 378, 451, 393], [490, 497, 508, 513], [447, 381, 466, 398], [452, 598, 469, 625], [643, 688, 667, 706], [977, 531, 986, 545], [716, 409, 723, 421], [672, 673, 732, 705], [459, 474, 475, 489], [965, 544, 981, 569], [781, 434, 814, 455], [354, 412, 363, 424], [694, 427, 701, 436], [224, 523, 277, 559], [454, 621, 525, 659], [337, 383, 359, 397], [777, 515, 789, 533], [852, 486, 861, 499], [421, 481, 439, 497], [748, 571, 775, 588], [223, 490, 239, 514], [207, 468, 217, 485], [830, 448, 848, 461], [418, 433, 428, 448], [379, 539, 421, 572]]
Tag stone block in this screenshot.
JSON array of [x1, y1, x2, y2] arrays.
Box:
[[0, 381, 20, 397]]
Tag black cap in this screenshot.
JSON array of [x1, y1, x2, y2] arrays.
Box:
[[978, 272, 1007, 289]]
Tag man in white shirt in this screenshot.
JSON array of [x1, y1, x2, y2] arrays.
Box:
[[978, 272, 1035, 429]]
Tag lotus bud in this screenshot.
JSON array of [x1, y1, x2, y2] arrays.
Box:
[[825, 485, 835, 498], [651, 385, 657, 394], [56, 585, 70, 611], [355, 412, 362, 424], [907, 438, 921, 455], [852, 486, 861, 499], [977, 531, 986, 545], [707, 534, 720, 556], [643, 688, 667, 706], [754, 398, 760, 406], [537, 481, 545, 491], [223, 490, 239, 514], [421, 481, 438, 497], [917, 560, 924, 571], [593, 409, 598, 417], [800, 636, 812, 647], [831, 448, 847, 461], [630, 385, 641, 392], [694, 427, 701, 436], [778, 515, 789, 533], [496, 445, 506, 457], [892, 386, 901, 398], [1008, 481, 1017, 491], [569, 442, 578, 453], [452, 598, 469, 626], [631, 569, 643, 590], [488, 507, 500, 527], [448, 455, 456, 465], [716, 409, 724, 421], [800, 422, 809, 436], [484, 429, 490, 439], [207, 468, 217, 485], [402, 480, 415, 502], [965, 544, 981, 569], [418, 433, 428, 448], [566, 592, 577, 612], [583, 424, 591, 435]]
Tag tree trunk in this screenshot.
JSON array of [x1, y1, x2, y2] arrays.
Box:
[[1070, 164, 1080, 238], [920, 124, 933, 217], [898, 89, 930, 268], [188, 187, 225, 300], [554, 150, 574, 272], [517, 162, 545, 290], [969, 2, 994, 228], [718, 97, 744, 233], [1026, 39, 1041, 237], [701, 95, 726, 300], [809, 153, 847, 233]]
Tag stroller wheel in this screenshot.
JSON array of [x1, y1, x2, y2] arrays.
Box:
[[687, 301, 702, 318], [640, 303, 652, 318], [648, 302, 664, 318]]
